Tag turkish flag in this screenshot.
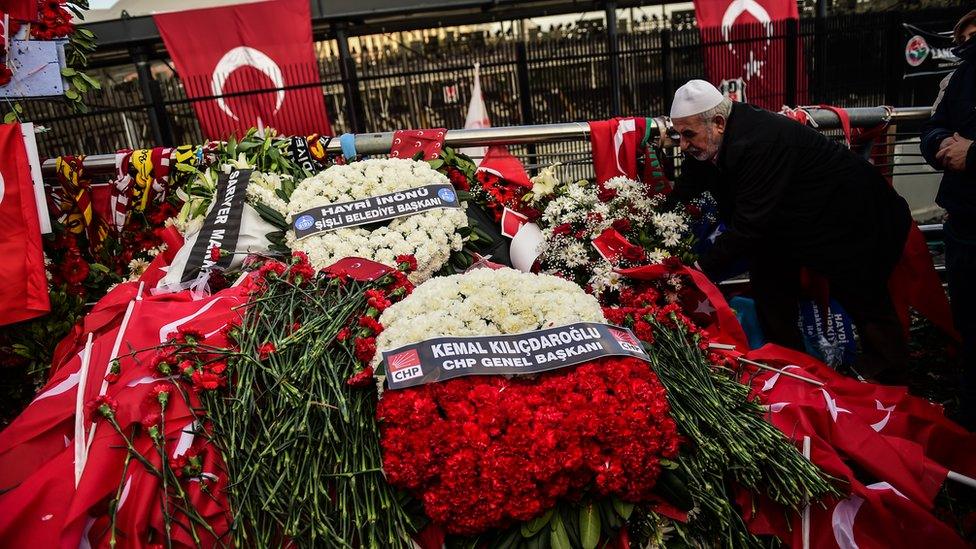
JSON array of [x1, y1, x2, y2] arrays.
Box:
[[588, 117, 647, 184], [693, 0, 806, 109], [0, 123, 49, 326], [154, 0, 332, 139], [0, 0, 37, 21]]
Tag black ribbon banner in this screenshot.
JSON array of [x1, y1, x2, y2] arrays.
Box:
[[288, 136, 323, 173], [903, 23, 961, 78], [181, 169, 252, 283], [291, 183, 462, 240], [380, 322, 650, 390]]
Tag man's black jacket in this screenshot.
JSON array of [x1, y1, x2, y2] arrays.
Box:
[[671, 102, 910, 281], [920, 36, 976, 227]]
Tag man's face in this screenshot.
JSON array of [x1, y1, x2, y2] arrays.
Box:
[[672, 114, 726, 162], [963, 23, 976, 44]]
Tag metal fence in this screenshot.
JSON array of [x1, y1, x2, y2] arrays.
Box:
[[18, 6, 969, 166]]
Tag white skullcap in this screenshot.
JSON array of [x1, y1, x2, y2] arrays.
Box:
[[670, 79, 724, 119]]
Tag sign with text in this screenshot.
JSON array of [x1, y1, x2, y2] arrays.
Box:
[[903, 24, 960, 78], [291, 183, 461, 239], [181, 169, 251, 282], [381, 322, 650, 390]]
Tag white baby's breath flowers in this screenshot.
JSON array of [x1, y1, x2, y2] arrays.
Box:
[[373, 267, 605, 370], [286, 158, 467, 283]]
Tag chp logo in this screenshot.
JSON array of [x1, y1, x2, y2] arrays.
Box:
[[905, 35, 930, 67], [608, 327, 643, 354], [386, 348, 424, 384]]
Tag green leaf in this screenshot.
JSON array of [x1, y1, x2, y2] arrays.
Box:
[[548, 512, 571, 549], [611, 498, 634, 521], [80, 72, 101, 90], [427, 158, 444, 170], [60, 67, 77, 77], [520, 509, 553, 538], [579, 503, 600, 549], [90, 263, 111, 274], [3, 112, 17, 124], [64, 89, 79, 100], [72, 76, 89, 93]]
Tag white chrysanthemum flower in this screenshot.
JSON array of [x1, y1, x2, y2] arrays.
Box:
[[286, 158, 467, 283], [373, 268, 605, 370], [126, 258, 151, 281]]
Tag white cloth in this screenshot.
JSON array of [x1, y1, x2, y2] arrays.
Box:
[[670, 79, 724, 119], [158, 203, 275, 290]]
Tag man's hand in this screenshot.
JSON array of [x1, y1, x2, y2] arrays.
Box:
[[936, 132, 973, 171]]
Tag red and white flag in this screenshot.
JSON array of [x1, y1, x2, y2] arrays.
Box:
[[477, 146, 532, 188], [154, 0, 332, 139], [588, 117, 648, 184], [693, 0, 806, 109], [0, 122, 49, 325], [460, 62, 490, 161]]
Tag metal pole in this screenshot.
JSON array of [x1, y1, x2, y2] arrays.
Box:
[[661, 26, 674, 112], [335, 24, 366, 133], [784, 18, 798, 107], [39, 106, 934, 175], [514, 41, 538, 169], [813, 0, 826, 102], [605, 1, 622, 117], [131, 44, 174, 146]]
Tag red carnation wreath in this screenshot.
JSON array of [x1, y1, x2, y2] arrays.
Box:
[[373, 268, 680, 535]]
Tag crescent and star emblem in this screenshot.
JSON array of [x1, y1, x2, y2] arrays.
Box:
[[211, 46, 285, 121], [720, 0, 773, 80], [0, 171, 5, 207]]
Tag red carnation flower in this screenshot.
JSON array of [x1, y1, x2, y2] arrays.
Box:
[[346, 366, 375, 388], [358, 315, 384, 335], [597, 186, 618, 202], [209, 247, 221, 261], [85, 395, 118, 420], [353, 337, 376, 363], [0, 65, 12, 86], [395, 255, 418, 273], [552, 223, 572, 236], [150, 383, 171, 407], [191, 370, 223, 391], [208, 360, 228, 375], [176, 326, 206, 345], [337, 327, 351, 342], [365, 289, 391, 312], [258, 342, 276, 361], [288, 262, 316, 284], [611, 218, 631, 233]]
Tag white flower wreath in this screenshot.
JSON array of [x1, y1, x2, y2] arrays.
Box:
[[373, 267, 605, 369], [286, 158, 467, 283]]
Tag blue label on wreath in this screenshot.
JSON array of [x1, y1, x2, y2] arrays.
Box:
[[437, 187, 457, 202], [797, 299, 857, 367], [294, 214, 315, 231]]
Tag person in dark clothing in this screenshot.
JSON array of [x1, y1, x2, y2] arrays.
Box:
[[667, 80, 912, 381], [920, 10, 976, 428]]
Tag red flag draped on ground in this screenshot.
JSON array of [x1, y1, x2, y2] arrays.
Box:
[[693, 0, 806, 109], [154, 0, 332, 139], [0, 122, 49, 325], [733, 343, 973, 546], [0, 284, 246, 546]]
